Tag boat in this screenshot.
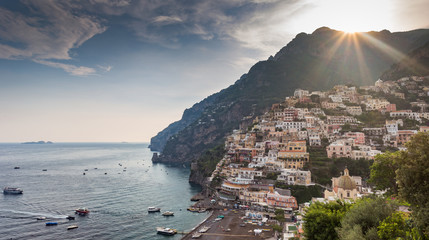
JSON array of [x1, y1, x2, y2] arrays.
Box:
[[187, 207, 199, 212], [66, 216, 75, 220], [67, 225, 78, 230], [14, 166, 20, 169], [156, 227, 177, 236], [3, 187, 23, 194], [75, 208, 90, 215], [46, 222, 58, 226], [148, 207, 161, 213], [42, 169, 47, 171], [162, 211, 174, 216], [198, 226, 210, 233], [192, 232, 202, 238], [36, 217, 47, 220]]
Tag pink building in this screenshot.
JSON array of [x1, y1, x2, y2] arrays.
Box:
[[266, 186, 298, 209], [344, 132, 365, 145], [385, 104, 397, 112], [326, 140, 352, 158]]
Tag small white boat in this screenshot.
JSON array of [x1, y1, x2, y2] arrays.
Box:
[[3, 187, 23, 194], [67, 225, 78, 230], [156, 227, 177, 236], [192, 232, 202, 238], [148, 207, 161, 213], [162, 211, 174, 216], [36, 217, 47, 220], [198, 226, 210, 233]]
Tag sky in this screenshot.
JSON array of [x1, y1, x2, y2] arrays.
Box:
[[1, 0, 429, 143]]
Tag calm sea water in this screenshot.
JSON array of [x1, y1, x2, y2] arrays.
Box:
[[0, 143, 208, 240]]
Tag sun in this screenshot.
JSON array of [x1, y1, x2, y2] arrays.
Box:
[[293, 0, 394, 34]]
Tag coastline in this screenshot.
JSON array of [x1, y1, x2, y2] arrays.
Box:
[[181, 210, 216, 239], [181, 206, 275, 240]]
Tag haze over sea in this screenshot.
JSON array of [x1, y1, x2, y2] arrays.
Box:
[[0, 143, 208, 239]]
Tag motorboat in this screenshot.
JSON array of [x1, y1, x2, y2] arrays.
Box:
[[75, 208, 90, 215], [198, 226, 210, 233], [192, 233, 202, 238], [156, 227, 177, 236], [36, 217, 47, 220], [3, 187, 23, 194], [46, 222, 58, 226], [66, 216, 75, 220], [148, 207, 161, 213], [187, 207, 199, 212], [162, 211, 174, 216], [67, 225, 78, 230]]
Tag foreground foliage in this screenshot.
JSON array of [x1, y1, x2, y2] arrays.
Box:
[[368, 132, 429, 237], [303, 200, 352, 240]]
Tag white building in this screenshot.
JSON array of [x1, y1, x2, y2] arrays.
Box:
[[277, 169, 312, 185]]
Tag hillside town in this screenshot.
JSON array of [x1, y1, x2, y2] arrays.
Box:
[[203, 76, 429, 239]]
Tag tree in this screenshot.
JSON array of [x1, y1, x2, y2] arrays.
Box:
[[377, 212, 408, 240], [396, 132, 429, 235], [303, 200, 351, 240], [337, 197, 398, 240], [368, 151, 399, 196], [275, 208, 286, 223]]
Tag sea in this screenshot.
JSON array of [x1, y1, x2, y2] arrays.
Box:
[[0, 143, 209, 240]]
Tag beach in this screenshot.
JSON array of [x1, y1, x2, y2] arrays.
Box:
[[182, 208, 275, 240]]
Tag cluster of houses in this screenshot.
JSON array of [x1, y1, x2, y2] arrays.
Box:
[[208, 76, 429, 213], [204, 76, 429, 239]]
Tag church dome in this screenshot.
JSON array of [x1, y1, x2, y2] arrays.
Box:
[[338, 175, 356, 190]]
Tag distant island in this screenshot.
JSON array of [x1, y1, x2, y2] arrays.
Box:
[[22, 141, 53, 144]]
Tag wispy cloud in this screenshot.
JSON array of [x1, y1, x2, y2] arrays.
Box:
[[152, 16, 183, 25], [0, 1, 106, 75], [34, 59, 97, 76], [97, 65, 113, 72]]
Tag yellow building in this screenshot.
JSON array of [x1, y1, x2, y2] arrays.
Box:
[[324, 168, 361, 201]]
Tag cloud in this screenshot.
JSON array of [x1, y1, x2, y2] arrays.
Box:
[[34, 59, 97, 76], [152, 16, 183, 25], [97, 65, 113, 72], [103, 0, 304, 55], [0, 1, 106, 74]]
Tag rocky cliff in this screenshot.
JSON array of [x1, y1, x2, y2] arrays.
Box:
[[149, 93, 219, 151], [151, 27, 429, 173]]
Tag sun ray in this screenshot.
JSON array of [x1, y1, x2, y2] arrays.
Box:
[[360, 33, 407, 63], [350, 33, 374, 86]]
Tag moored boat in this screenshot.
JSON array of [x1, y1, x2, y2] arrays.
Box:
[[3, 187, 23, 194], [46, 222, 58, 226], [148, 207, 161, 213], [198, 226, 210, 233], [67, 225, 78, 230], [162, 211, 174, 216], [192, 232, 202, 238], [187, 207, 199, 212], [75, 208, 90, 215], [156, 227, 177, 236]]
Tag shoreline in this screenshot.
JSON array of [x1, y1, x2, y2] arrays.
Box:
[[181, 210, 216, 239]]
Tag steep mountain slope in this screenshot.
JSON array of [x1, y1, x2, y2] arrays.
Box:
[[149, 93, 218, 151], [380, 40, 429, 80], [151, 27, 429, 166]]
